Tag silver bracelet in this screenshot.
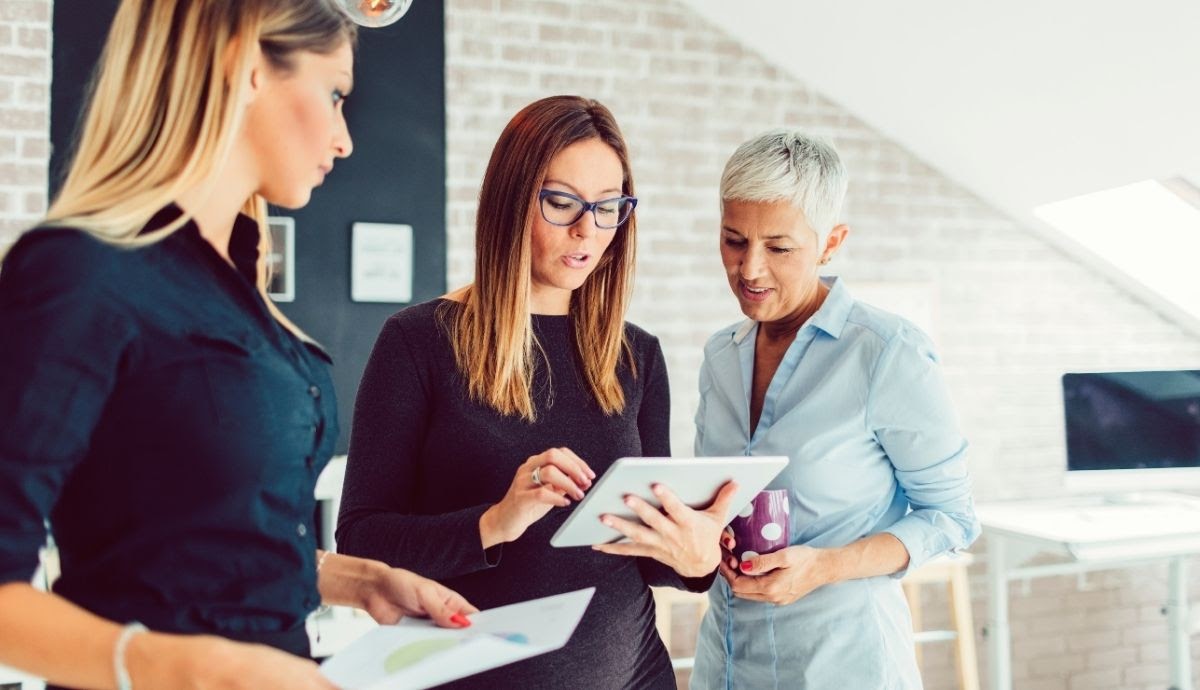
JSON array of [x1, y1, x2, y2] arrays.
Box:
[[113, 621, 148, 690], [317, 550, 332, 573]]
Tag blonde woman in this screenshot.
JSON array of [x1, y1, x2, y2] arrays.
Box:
[[336, 95, 736, 689], [0, 2, 474, 689]]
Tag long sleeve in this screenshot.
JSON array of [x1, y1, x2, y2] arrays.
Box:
[[634, 339, 716, 592], [336, 315, 499, 580], [869, 325, 981, 577], [0, 230, 133, 584]]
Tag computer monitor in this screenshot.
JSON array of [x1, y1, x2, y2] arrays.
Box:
[[1062, 370, 1200, 493]]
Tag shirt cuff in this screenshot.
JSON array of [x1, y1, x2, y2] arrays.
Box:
[[882, 516, 948, 579], [678, 568, 718, 592]]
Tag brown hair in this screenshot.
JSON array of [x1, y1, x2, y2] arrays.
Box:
[[445, 95, 638, 421]]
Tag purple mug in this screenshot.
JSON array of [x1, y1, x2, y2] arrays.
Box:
[[728, 489, 790, 565]]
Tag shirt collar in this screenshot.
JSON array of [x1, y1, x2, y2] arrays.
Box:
[[136, 204, 333, 364], [138, 203, 261, 286], [808, 276, 853, 339], [731, 276, 854, 344]]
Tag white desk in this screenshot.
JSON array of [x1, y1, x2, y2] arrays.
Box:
[[977, 492, 1200, 690], [314, 455, 347, 554], [309, 456, 378, 656]]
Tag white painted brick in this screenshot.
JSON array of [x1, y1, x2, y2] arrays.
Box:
[[1123, 662, 1171, 686], [1029, 653, 1087, 677], [1068, 667, 1124, 689], [1084, 646, 1138, 670]]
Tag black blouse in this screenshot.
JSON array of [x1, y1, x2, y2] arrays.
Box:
[[0, 205, 336, 655], [337, 299, 712, 690]]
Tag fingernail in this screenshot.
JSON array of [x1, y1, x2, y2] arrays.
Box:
[[601, 516, 613, 526], [651, 484, 664, 495], [728, 557, 738, 569], [740, 561, 753, 572], [451, 614, 471, 627], [624, 496, 635, 507]]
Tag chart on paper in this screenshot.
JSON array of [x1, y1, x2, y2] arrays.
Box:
[[319, 588, 595, 690]]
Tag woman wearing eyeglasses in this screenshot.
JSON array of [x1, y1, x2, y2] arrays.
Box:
[[335, 95, 733, 689]]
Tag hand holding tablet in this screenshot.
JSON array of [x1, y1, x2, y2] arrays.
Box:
[[550, 456, 789, 548]]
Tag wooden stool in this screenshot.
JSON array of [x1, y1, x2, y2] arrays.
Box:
[[652, 587, 710, 670], [902, 553, 980, 690]]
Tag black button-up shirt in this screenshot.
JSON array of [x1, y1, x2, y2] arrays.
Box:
[[0, 205, 337, 654]]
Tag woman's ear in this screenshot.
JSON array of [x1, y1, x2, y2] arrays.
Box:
[[223, 35, 265, 104], [821, 224, 850, 263]]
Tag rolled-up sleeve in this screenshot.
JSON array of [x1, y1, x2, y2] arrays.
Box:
[[0, 230, 132, 584], [868, 325, 980, 577]]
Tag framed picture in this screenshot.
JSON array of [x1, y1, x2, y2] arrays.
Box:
[[267, 216, 295, 302], [351, 222, 413, 303]]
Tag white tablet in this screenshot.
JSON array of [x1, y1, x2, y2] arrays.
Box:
[[549, 456, 789, 548]]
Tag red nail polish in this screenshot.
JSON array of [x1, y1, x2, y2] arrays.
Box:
[[451, 613, 471, 627], [740, 561, 752, 572]]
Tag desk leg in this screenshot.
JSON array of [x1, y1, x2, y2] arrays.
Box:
[[320, 495, 340, 554], [1167, 557, 1193, 690], [986, 536, 1011, 690]]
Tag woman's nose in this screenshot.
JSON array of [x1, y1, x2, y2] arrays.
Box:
[[740, 246, 766, 278], [570, 211, 598, 238], [333, 113, 353, 159]]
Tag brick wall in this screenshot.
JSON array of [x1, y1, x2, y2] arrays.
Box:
[[0, 0, 49, 248], [3, 0, 1197, 687], [445, 1, 1200, 688]]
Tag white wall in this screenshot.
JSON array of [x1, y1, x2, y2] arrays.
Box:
[[0, 0, 50, 246]]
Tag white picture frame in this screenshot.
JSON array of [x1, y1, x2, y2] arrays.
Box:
[[351, 222, 413, 303], [267, 216, 295, 302]]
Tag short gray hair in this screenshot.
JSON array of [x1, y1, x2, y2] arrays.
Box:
[[720, 129, 848, 243]]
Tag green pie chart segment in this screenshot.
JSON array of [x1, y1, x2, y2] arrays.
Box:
[[383, 638, 461, 674]]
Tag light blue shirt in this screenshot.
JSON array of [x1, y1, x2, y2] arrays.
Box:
[[691, 277, 980, 690]]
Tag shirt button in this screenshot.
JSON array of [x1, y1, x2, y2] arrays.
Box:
[[297, 523, 308, 538], [308, 385, 321, 399]]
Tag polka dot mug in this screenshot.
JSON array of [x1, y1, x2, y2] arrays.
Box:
[[728, 489, 790, 567]]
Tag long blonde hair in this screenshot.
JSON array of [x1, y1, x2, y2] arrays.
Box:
[[444, 96, 639, 422], [38, 0, 355, 332]]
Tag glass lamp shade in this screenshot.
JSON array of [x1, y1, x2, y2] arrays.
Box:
[[340, 0, 414, 28]]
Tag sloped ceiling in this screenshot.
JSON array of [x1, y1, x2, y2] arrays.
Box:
[[678, 0, 1200, 226]]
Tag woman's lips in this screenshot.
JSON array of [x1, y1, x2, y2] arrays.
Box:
[[562, 253, 591, 269], [739, 281, 773, 302]]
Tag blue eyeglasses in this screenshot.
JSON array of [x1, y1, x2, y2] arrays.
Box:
[[538, 189, 638, 229]]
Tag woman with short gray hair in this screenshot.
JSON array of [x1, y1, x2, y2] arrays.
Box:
[[688, 129, 980, 689]]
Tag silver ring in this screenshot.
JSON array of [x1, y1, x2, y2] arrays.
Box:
[[531, 466, 543, 487]]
